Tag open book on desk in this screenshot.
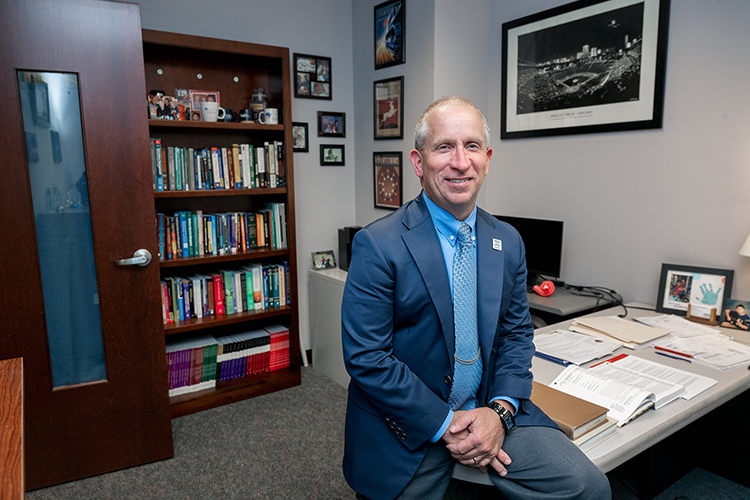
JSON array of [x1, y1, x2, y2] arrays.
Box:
[[550, 365, 658, 427]]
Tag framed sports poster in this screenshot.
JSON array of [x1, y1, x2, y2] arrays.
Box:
[[374, 0, 405, 69], [374, 76, 404, 140], [373, 152, 402, 210], [501, 0, 671, 139]]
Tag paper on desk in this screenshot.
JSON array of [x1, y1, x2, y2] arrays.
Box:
[[550, 365, 655, 427], [593, 353, 716, 400], [572, 316, 670, 346], [534, 329, 622, 365], [636, 315, 750, 370]]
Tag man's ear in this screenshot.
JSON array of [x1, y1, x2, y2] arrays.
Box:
[[410, 149, 423, 178]]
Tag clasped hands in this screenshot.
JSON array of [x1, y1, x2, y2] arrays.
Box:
[[442, 407, 512, 476]]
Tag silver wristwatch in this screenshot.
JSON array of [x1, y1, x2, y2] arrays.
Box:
[[487, 401, 515, 432]]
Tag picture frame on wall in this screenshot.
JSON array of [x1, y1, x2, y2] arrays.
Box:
[[317, 111, 345, 138], [374, 76, 404, 140], [501, 0, 671, 139], [320, 144, 345, 166], [655, 263, 733, 320], [294, 53, 332, 99], [292, 122, 309, 152], [373, 152, 402, 210], [374, 0, 405, 70]]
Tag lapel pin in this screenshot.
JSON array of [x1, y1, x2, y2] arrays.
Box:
[[492, 238, 502, 251]]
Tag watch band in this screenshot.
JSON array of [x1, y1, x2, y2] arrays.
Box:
[[487, 401, 515, 432]]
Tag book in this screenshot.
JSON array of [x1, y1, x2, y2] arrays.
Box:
[[550, 365, 656, 427], [530, 381, 609, 440], [571, 416, 617, 452]]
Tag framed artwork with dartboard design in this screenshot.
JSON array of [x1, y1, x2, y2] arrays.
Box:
[[373, 151, 402, 210]]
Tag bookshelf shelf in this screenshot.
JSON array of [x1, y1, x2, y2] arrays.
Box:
[[163, 305, 293, 335], [143, 29, 300, 417]]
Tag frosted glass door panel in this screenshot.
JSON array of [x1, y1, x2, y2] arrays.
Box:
[[18, 71, 106, 387]]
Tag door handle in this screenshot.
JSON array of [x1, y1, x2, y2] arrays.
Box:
[[114, 249, 152, 267]]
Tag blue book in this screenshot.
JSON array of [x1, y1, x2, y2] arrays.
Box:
[[178, 211, 189, 258]]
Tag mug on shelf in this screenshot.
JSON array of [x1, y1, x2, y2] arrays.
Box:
[[239, 109, 252, 122], [200, 101, 225, 122], [223, 108, 238, 122], [258, 107, 279, 125]]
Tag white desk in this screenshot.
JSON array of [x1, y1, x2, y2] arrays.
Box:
[[307, 272, 750, 486], [453, 304, 750, 485]]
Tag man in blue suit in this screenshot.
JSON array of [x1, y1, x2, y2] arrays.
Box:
[[341, 96, 610, 500]]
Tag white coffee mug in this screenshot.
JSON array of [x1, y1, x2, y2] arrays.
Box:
[[201, 101, 225, 122], [259, 107, 278, 125]]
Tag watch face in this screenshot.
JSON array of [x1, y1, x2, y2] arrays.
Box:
[[376, 165, 400, 209]]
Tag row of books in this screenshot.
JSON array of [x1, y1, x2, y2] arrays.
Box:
[[161, 261, 289, 324], [156, 203, 287, 260], [166, 324, 291, 397], [150, 139, 286, 191]]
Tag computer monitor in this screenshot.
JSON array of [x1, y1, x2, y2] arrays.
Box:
[[493, 215, 564, 288]]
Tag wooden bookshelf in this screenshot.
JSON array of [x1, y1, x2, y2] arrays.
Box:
[[142, 29, 301, 418]]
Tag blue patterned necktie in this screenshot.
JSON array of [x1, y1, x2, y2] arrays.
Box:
[[448, 223, 482, 410]]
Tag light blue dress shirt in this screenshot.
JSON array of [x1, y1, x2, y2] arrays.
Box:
[[422, 194, 518, 443]]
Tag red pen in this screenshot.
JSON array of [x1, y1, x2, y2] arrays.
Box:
[[654, 346, 693, 359]]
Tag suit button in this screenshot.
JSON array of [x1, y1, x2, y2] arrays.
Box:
[[444, 375, 452, 386]]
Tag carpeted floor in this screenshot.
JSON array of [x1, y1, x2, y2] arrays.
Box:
[[25, 366, 750, 500]]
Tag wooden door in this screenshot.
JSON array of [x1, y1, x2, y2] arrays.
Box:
[[0, 0, 173, 490]]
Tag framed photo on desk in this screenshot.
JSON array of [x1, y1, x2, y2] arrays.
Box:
[[656, 263, 733, 320]]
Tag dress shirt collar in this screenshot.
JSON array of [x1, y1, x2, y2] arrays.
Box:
[[422, 192, 477, 248]]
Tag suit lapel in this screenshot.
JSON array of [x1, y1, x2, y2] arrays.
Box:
[[401, 194, 455, 358], [476, 210, 504, 371]]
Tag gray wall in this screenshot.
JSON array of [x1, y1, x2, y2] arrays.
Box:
[[135, 0, 357, 351], [353, 0, 750, 310], [135, 0, 750, 347]]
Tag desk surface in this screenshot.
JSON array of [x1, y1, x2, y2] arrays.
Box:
[[527, 287, 617, 317]]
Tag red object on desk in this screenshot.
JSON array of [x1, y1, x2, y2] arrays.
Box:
[[533, 280, 555, 297]]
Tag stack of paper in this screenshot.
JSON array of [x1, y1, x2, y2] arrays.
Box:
[[534, 329, 621, 365], [570, 316, 670, 349]]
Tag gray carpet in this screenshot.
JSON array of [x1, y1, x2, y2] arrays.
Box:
[[26, 366, 750, 500]]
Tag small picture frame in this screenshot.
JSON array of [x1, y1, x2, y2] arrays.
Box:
[[373, 152, 402, 210], [312, 250, 336, 270], [374, 0, 405, 70], [719, 298, 750, 331], [656, 264, 734, 321], [374, 76, 404, 140], [188, 90, 221, 120], [320, 144, 345, 166], [317, 111, 346, 138], [294, 53, 332, 100], [292, 122, 309, 152]]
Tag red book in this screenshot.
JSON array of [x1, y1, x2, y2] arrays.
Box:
[[211, 273, 225, 315]]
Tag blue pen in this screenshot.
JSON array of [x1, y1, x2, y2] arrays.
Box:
[[655, 351, 691, 363], [534, 352, 571, 366]]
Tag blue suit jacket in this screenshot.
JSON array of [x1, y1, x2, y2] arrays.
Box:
[[341, 193, 557, 500]]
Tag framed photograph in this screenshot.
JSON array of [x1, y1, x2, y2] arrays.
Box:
[[656, 264, 733, 319], [30, 81, 50, 128], [294, 53, 332, 100], [373, 152, 403, 210], [320, 144, 345, 166], [374, 0, 405, 69], [317, 111, 346, 138], [719, 298, 750, 331], [501, 0, 671, 139], [374, 76, 404, 140], [292, 122, 309, 152], [188, 90, 221, 120], [312, 250, 337, 270]]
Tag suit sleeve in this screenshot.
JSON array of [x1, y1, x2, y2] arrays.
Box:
[[342, 227, 451, 451]]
